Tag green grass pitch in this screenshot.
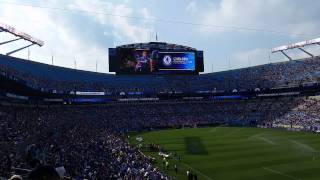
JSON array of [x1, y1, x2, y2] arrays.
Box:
[[129, 127, 320, 180]]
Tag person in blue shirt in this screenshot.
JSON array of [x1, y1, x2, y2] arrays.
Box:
[[135, 51, 154, 73]]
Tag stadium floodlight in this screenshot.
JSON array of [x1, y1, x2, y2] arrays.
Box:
[[0, 22, 44, 46], [271, 37, 319, 60], [0, 21, 44, 56], [272, 37, 320, 53]]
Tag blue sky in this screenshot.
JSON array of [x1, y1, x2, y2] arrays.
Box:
[[0, 0, 320, 73]]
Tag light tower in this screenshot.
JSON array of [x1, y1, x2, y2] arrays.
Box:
[[0, 21, 44, 56]]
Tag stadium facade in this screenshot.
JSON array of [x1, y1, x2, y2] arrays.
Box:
[[1, 52, 320, 103]]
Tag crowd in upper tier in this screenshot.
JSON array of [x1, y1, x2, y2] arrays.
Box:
[[1, 96, 320, 178], [1, 54, 320, 93]]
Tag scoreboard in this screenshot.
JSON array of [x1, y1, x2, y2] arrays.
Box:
[[109, 48, 203, 75]]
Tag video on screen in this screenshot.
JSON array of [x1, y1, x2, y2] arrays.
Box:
[[118, 49, 156, 74]]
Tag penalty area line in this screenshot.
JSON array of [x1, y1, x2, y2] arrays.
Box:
[[262, 167, 301, 180]]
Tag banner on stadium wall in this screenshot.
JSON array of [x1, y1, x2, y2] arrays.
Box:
[[75, 91, 105, 96], [118, 98, 159, 101], [257, 92, 300, 97], [128, 92, 144, 95], [182, 97, 204, 100], [6, 93, 29, 100], [196, 90, 211, 94], [72, 98, 108, 103], [158, 91, 184, 94], [43, 98, 64, 102], [212, 95, 243, 100]]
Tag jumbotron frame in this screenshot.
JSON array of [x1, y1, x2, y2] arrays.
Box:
[[0, 21, 44, 55], [272, 37, 320, 60]]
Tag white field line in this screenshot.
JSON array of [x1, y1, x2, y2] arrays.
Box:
[[290, 140, 317, 153], [256, 135, 275, 145], [181, 162, 214, 180], [209, 125, 226, 132], [222, 128, 243, 137], [262, 167, 301, 180], [248, 133, 275, 145]]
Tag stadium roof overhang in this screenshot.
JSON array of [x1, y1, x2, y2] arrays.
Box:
[[0, 21, 44, 56], [271, 37, 320, 60], [116, 42, 197, 51]]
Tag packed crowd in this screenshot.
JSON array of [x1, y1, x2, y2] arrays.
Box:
[[1, 95, 320, 178], [2, 54, 320, 178], [271, 96, 320, 130], [0, 105, 168, 179], [1, 55, 320, 93], [192, 56, 320, 91]]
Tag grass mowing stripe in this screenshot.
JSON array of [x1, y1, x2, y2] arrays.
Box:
[[130, 127, 320, 180], [185, 136, 208, 155], [262, 167, 301, 180]]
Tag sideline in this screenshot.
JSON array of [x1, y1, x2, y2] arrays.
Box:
[[181, 162, 214, 180]]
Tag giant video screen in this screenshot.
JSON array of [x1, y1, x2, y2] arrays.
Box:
[[114, 48, 197, 74]]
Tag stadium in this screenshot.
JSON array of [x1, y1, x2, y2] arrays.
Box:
[[1, 2, 320, 180]]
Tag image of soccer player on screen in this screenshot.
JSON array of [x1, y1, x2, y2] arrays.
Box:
[[135, 50, 155, 73]]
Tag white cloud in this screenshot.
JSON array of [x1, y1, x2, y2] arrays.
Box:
[[70, 0, 154, 43], [110, 4, 152, 43], [197, 0, 320, 72], [0, 0, 318, 74], [186, 1, 197, 13], [0, 0, 155, 73], [200, 0, 320, 36], [0, 2, 109, 72]]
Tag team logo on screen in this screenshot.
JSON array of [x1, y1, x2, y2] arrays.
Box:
[[163, 55, 172, 66]]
